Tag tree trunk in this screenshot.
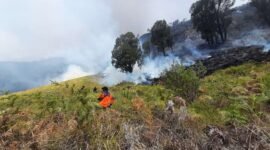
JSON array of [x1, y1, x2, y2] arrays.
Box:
[[215, 2, 225, 43], [162, 48, 166, 56]]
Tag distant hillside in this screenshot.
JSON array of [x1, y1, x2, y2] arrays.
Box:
[[140, 3, 270, 59], [0, 58, 68, 92]]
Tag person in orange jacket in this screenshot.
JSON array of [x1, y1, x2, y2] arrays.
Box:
[[98, 87, 115, 108]]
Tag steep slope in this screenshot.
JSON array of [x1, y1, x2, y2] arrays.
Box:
[[0, 62, 270, 149]]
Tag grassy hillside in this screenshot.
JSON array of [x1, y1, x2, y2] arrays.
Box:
[[0, 62, 270, 149]]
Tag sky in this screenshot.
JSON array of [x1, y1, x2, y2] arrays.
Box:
[[0, 0, 249, 63]]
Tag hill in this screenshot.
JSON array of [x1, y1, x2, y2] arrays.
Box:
[[0, 62, 270, 149], [140, 4, 270, 58]]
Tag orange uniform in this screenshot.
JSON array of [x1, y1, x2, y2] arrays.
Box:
[[98, 93, 115, 108]]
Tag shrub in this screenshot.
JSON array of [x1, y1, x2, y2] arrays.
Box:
[[261, 73, 270, 104], [161, 64, 200, 102], [190, 61, 207, 78]]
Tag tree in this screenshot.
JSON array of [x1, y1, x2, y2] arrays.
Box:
[[251, 0, 270, 25], [190, 0, 235, 46], [150, 20, 173, 56], [111, 32, 142, 73]]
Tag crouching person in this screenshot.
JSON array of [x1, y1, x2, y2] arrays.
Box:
[[98, 87, 115, 109]]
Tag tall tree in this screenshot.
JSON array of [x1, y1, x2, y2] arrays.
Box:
[[190, 0, 235, 46], [150, 20, 173, 56], [111, 32, 142, 73], [251, 0, 270, 25]]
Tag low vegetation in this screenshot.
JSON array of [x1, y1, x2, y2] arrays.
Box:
[[161, 64, 200, 102], [0, 62, 270, 149]]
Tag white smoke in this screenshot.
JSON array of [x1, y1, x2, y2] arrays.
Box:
[[232, 29, 270, 52], [101, 53, 196, 86], [53, 65, 89, 82], [55, 28, 209, 86], [101, 57, 175, 85]]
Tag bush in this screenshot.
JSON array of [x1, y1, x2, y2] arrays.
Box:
[[190, 61, 207, 78], [261, 73, 270, 104], [161, 64, 200, 102]]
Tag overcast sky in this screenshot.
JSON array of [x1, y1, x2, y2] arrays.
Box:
[[0, 0, 249, 62]]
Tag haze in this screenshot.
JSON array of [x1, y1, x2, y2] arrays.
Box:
[[0, 0, 248, 62]]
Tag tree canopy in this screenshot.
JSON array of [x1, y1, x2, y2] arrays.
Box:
[[190, 0, 235, 47], [150, 20, 173, 56], [111, 32, 142, 73]]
